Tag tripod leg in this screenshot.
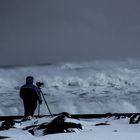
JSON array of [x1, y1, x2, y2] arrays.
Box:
[[38, 103, 40, 117], [41, 91, 53, 116]]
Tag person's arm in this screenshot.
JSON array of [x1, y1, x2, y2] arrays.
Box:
[[20, 87, 24, 99]]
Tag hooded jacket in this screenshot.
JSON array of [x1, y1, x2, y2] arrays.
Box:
[[20, 76, 42, 103]]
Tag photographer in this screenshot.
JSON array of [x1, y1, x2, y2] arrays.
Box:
[[20, 76, 42, 118]]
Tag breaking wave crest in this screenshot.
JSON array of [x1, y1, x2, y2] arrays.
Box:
[[0, 59, 140, 115]]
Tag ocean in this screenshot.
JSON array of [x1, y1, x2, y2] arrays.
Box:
[[0, 59, 140, 116]]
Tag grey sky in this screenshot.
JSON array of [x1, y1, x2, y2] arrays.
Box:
[[0, 0, 140, 66]]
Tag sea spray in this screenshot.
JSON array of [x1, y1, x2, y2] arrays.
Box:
[[0, 60, 140, 115]]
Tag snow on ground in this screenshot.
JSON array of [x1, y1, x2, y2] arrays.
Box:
[[0, 116, 140, 140], [1, 60, 140, 139]]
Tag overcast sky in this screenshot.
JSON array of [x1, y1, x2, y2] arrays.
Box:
[[0, 0, 140, 66]]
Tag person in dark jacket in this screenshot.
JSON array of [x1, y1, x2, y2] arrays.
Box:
[[20, 76, 42, 117]]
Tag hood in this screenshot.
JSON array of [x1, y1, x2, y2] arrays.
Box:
[[26, 76, 34, 84]]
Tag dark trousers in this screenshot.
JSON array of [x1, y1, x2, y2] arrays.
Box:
[[23, 100, 37, 117]]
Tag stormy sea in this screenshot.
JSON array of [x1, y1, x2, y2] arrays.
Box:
[[0, 59, 140, 116]]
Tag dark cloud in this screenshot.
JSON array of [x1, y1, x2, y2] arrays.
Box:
[[0, 0, 140, 66]]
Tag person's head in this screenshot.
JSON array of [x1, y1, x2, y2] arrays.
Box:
[[26, 76, 34, 84]]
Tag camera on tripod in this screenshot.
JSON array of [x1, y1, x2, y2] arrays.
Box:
[[36, 82, 44, 88]]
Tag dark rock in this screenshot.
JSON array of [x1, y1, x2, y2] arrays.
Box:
[[95, 123, 110, 126], [0, 136, 10, 139], [24, 112, 82, 136], [0, 119, 15, 130], [129, 114, 140, 124]]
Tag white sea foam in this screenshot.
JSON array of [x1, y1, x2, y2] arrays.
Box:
[[0, 60, 140, 115]]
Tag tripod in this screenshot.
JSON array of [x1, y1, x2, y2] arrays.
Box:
[[38, 88, 53, 117]]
